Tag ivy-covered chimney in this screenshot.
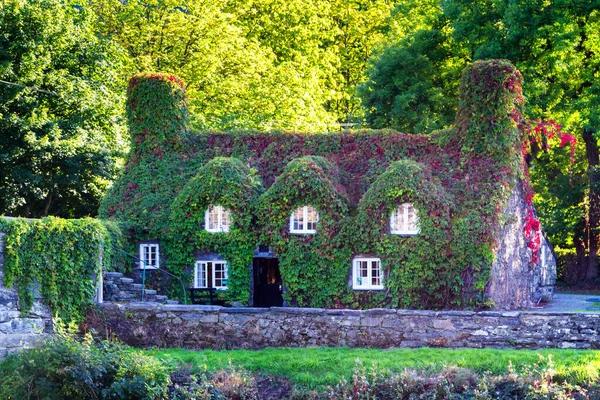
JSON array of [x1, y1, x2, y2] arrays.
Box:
[[454, 60, 525, 164], [126, 73, 188, 154]]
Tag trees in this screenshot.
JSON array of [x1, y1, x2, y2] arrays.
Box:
[[0, 0, 127, 218], [91, 0, 338, 131], [91, 0, 407, 130], [359, 0, 600, 279]]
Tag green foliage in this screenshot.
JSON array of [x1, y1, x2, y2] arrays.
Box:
[[168, 157, 264, 303], [149, 346, 600, 391], [127, 73, 188, 153], [362, 1, 600, 273], [359, 27, 465, 133], [325, 359, 587, 400], [101, 61, 527, 309], [0, 0, 128, 218], [454, 60, 524, 162], [0, 217, 123, 322], [91, 0, 405, 129], [351, 160, 456, 308], [0, 330, 171, 400], [257, 156, 351, 307]]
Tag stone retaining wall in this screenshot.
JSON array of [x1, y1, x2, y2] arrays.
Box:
[[0, 231, 52, 358], [91, 302, 600, 350]]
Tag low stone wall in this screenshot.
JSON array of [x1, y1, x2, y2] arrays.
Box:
[[91, 302, 600, 350], [0, 231, 52, 358]]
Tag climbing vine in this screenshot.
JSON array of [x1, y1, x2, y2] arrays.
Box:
[[168, 157, 263, 303], [348, 160, 456, 309], [257, 156, 351, 307], [0, 217, 123, 322], [100, 60, 576, 309]]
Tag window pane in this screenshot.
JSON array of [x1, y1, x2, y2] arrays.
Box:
[[214, 262, 227, 287], [293, 208, 304, 231], [392, 207, 404, 232], [221, 208, 231, 231], [306, 206, 318, 230], [371, 260, 381, 286], [360, 261, 368, 277], [208, 205, 218, 230], [196, 262, 207, 288], [141, 245, 158, 268], [406, 204, 417, 232]]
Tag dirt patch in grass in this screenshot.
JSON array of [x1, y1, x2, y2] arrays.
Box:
[[256, 376, 292, 400]]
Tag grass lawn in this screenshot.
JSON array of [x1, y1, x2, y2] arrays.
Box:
[[146, 347, 600, 389]]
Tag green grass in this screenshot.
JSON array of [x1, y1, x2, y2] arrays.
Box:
[[146, 347, 600, 389]]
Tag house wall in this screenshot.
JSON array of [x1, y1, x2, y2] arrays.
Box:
[[91, 302, 599, 350], [0, 231, 52, 358], [487, 179, 555, 309]]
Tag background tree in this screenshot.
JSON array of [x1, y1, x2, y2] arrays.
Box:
[[0, 0, 128, 218], [91, 0, 407, 130], [91, 0, 338, 130], [359, 0, 600, 280]]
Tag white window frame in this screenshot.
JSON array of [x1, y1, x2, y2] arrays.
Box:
[[352, 257, 383, 290], [194, 260, 228, 290], [289, 205, 319, 234], [204, 205, 231, 233], [139, 243, 159, 269], [390, 203, 420, 235]]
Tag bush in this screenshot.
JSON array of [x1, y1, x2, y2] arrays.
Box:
[[169, 364, 259, 400], [0, 330, 171, 399], [321, 359, 589, 400]]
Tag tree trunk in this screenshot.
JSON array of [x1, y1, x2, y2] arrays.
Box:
[[583, 128, 599, 280], [41, 191, 53, 217]]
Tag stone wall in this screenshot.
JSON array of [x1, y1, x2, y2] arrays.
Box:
[[90, 302, 600, 350], [487, 180, 555, 309], [0, 230, 52, 358]]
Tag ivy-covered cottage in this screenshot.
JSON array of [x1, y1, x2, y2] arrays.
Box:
[[100, 60, 556, 310]]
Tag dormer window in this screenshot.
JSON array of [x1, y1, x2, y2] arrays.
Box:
[[290, 205, 318, 234], [390, 203, 419, 235], [205, 205, 231, 232], [139, 243, 159, 269]]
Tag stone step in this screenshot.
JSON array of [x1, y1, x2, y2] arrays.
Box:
[[155, 295, 168, 301], [166, 300, 179, 305], [120, 277, 134, 284], [105, 272, 123, 278], [114, 293, 136, 301], [131, 283, 143, 290], [142, 289, 157, 296]]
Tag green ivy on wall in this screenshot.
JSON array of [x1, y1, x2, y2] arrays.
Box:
[[348, 160, 455, 308], [0, 217, 123, 322], [100, 61, 534, 310], [257, 156, 351, 307], [168, 157, 263, 303]]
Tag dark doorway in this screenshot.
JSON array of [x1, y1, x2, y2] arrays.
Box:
[[253, 257, 283, 307]]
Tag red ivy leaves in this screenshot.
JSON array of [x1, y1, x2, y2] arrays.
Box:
[[532, 120, 577, 167]]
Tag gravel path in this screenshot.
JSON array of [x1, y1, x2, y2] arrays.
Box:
[[531, 293, 600, 312]]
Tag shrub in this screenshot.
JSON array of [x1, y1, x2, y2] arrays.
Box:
[[0, 217, 124, 322], [169, 364, 259, 400], [0, 329, 171, 399], [322, 359, 588, 400]]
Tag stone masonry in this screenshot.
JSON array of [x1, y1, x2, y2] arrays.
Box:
[[91, 302, 600, 351], [0, 230, 52, 358], [103, 271, 177, 304]]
